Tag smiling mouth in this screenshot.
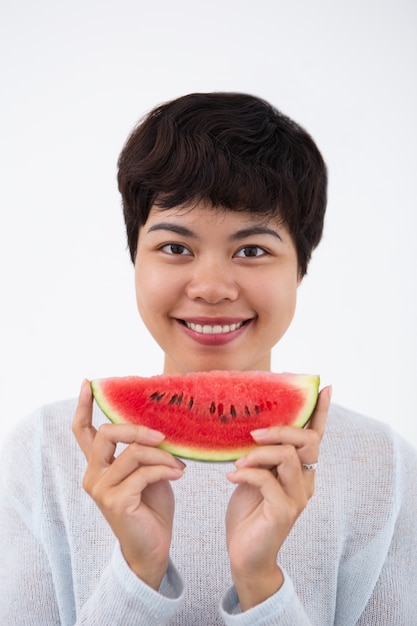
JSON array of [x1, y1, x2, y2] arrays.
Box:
[[182, 320, 247, 334]]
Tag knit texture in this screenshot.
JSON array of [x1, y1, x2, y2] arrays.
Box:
[[1, 399, 416, 625]]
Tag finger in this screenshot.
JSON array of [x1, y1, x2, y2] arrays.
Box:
[[113, 463, 185, 496], [233, 443, 315, 497], [273, 447, 308, 504], [72, 379, 96, 458], [249, 384, 332, 446], [235, 443, 316, 470], [249, 425, 319, 448], [227, 467, 282, 499], [85, 424, 172, 489], [228, 454, 305, 509], [248, 425, 321, 469], [308, 385, 332, 439], [239, 433, 320, 499], [92, 442, 186, 489], [95, 423, 167, 448], [96, 465, 185, 509], [90, 422, 167, 465]]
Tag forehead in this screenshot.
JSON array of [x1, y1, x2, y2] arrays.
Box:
[[145, 201, 284, 231]]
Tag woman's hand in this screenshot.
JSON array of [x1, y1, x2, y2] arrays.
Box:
[[72, 380, 186, 590], [225, 385, 331, 611]]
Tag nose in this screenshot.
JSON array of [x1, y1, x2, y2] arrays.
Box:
[[186, 257, 239, 303]]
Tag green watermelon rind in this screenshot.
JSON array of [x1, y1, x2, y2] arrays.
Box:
[[91, 372, 320, 462], [158, 440, 261, 462]]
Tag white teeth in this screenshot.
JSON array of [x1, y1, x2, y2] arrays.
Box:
[[185, 321, 244, 334]]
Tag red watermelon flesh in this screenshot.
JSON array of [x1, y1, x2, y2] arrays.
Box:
[[91, 371, 320, 461]]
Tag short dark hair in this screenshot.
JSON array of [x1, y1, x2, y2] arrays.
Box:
[[117, 92, 327, 276]]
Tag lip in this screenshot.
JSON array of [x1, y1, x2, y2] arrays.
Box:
[[176, 317, 253, 346]]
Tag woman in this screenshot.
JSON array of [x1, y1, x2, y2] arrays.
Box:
[[1, 92, 416, 624]]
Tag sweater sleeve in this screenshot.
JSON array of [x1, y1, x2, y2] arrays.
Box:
[[354, 434, 417, 626], [220, 571, 313, 626], [75, 548, 184, 625], [220, 431, 417, 626], [0, 418, 62, 624], [0, 486, 62, 623], [0, 414, 184, 625]]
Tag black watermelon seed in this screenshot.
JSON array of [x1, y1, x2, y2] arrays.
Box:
[[188, 397, 194, 409], [230, 405, 236, 418], [150, 392, 164, 402], [168, 394, 178, 405], [245, 406, 250, 416], [210, 402, 216, 414], [176, 393, 183, 405]]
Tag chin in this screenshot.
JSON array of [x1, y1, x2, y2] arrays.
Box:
[[164, 353, 270, 375]]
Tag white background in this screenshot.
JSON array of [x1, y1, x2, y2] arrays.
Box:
[[1, 0, 416, 448]]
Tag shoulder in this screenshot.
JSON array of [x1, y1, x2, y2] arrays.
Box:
[[326, 402, 393, 436], [3, 396, 107, 450], [0, 397, 106, 502], [324, 403, 416, 462], [320, 404, 417, 513], [3, 398, 105, 457]]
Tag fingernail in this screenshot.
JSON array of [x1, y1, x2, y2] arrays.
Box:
[[80, 379, 92, 397], [147, 428, 165, 442], [250, 428, 269, 439]]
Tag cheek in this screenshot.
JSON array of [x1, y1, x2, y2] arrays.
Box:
[[135, 265, 178, 315], [264, 277, 298, 324], [135, 266, 158, 312]]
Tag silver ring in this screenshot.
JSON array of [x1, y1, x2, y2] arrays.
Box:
[[302, 462, 318, 471]]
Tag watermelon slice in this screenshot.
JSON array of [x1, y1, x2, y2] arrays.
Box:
[[91, 371, 320, 461]]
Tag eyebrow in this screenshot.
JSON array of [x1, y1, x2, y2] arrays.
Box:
[[147, 223, 195, 237], [146, 223, 283, 241], [230, 226, 283, 242]]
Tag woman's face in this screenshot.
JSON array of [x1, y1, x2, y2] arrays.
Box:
[[135, 201, 300, 375]]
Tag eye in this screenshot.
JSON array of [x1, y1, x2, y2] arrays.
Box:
[[234, 245, 267, 258], [160, 243, 192, 256]]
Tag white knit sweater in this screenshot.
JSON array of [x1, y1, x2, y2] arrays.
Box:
[[1, 399, 416, 625]]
